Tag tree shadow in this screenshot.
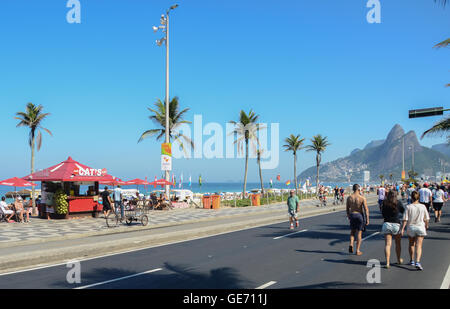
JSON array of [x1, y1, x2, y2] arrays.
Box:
[[296, 249, 346, 256], [51, 263, 253, 289], [284, 281, 375, 289], [321, 258, 369, 266]]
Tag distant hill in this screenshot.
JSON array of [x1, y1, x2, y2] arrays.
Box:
[[432, 143, 450, 158], [298, 124, 450, 183]]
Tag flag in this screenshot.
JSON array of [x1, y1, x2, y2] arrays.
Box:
[[285, 180, 291, 186], [277, 174, 281, 181], [189, 175, 192, 187], [199, 175, 202, 187], [172, 174, 176, 186], [270, 178, 273, 188], [179, 173, 183, 189]]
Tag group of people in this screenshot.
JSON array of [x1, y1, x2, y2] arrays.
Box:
[[0, 196, 33, 223]]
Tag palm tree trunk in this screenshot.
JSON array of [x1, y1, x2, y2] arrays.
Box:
[[243, 139, 249, 198], [294, 152, 298, 195], [31, 137, 37, 215], [258, 153, 264, 195], [316, 153, 320, 197]]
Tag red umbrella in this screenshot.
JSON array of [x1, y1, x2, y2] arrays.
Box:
[[99, 178, 127, 186], [0, 177, 37, 197], [149, 179, 174, 188], [125, 178, 150, 186]]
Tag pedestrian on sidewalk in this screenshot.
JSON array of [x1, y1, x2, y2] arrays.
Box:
[[406, 183, 415, 205], [113, 185, 124, 220], [101, 186, 114, 218], [419, 183, 433, 215], [287, 190, 300, 230], [346, 184, 369, 256], [377, 185, 386, 211], [381, 190, 405, 268], [400, 191, 429, 271]]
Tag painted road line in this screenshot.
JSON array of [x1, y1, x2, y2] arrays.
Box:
[[256, 281, 277, 289], [273, 229, 308, 240], [74, 268, 163, 289], [440, 265, 450, 289], [362, 232, 380, 242]]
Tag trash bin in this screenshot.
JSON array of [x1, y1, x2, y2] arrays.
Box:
[[202, 195, 212, 209], [211, 195, 221, 209], [251, 193, 261, 206]]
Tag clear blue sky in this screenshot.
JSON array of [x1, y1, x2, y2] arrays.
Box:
[[0, 0, 448, 182]]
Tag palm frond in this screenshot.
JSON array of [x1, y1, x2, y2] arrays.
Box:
[[421, 117, 450, 139], [434, 38, 450, 48]]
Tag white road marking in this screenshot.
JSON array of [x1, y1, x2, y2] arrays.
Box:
[[74, 268, 162, 289], [362, 232, 380, 241], [256, 281, 277, 289], [440, 265, 450, 289], [273, 229, 308, 240]]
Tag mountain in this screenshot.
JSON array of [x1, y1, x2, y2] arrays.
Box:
[[432, 143, 450, 158], [298, 124, 450, 183]]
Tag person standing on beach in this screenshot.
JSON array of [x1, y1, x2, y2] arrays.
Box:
[[346, 184, 369, 256], [287, 190, 300, 229], [381, 190, 405, 268], [400, 191, 429, 270], [113, 185, 124, 220]]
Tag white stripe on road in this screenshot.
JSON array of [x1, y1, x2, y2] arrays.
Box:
[[256, 281, 277, 289], [74, 268, 162, 289], [362, 232, 380, 241], [440, 265, 450, 289], [273, 229, 308, 240]]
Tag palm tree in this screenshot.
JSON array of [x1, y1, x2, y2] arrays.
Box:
[[389, 173, 393, 184], [421, 117, 450, 143], [283, 134, 305, 195], [230, 110, 262, 198], [379, 174, 384, 184], [138, 97, 194, 153], [306, 135, 330, 196], [15, 103, 52, 215]]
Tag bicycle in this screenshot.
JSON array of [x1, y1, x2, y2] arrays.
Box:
[[105, 209, 121, 228]]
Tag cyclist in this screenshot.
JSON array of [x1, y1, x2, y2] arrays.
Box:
[[334, 186, 340, 205], [340, 187, 345, 204]]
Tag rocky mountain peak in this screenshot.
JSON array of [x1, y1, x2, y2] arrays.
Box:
[[385, 124, 405, 145]]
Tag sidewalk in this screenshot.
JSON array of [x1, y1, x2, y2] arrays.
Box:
[[0, 194, 378, 273]]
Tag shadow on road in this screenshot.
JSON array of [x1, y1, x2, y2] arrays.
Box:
[[50, 263, 253, 289], [284, 281, 373, 289]]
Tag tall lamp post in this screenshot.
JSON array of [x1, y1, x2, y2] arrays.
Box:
[[154, 4, 179, 197]]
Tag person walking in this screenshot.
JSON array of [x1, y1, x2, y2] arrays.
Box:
[[101, 186, 114, 218], [287, 190, 300, 229], [113, 184, 124, 220], [432, 185, 446, 223], [406, 183, 415, 205], [381, 190, 405, 268], [419, 183, 433, 215], [346, 184, 369, 256], [377, 185, 386, 211], [400, 191, 430, 271]]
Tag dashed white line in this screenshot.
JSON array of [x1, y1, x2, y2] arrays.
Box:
[[256, 281, 277, 289], [273, 229, 308, 240], [74, 268, 163, 289], [362, 232, 380, 241], [440, 265, 450, 289]]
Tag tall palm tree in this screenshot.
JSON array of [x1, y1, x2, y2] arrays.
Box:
[[230, 110, 262, 198], [306, 135, 330, 196], [15, 103, 52, 215], [379, 174, 384, 184], [283, 134, 305, 195], [138, 97, 194, 153]]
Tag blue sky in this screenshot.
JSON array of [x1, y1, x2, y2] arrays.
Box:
[[0, 0, 448, 183]]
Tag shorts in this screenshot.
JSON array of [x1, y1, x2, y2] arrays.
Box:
[[433, 202, 443, 211], [381, 222, 401, 235], [422, 202, 431, 212], [407, 225, 427, 238], [3, 210, 13, 215], [349, 213, 364, 231], [46, 206, 55, 214], [288, 210, 298, 219], [378, 199, 384, 207], [103, 203, 112, 212]]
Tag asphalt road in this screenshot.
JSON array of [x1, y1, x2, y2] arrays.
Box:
[[1, 200, 449, 289]]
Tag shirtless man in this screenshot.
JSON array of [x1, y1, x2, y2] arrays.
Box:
[[346, 184, 370, 256]]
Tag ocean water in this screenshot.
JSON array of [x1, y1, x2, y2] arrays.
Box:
[[0, 181, 358, 201]]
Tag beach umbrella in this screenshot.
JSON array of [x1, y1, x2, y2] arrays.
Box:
[[0, 177, 37, 198], [149, 179, 174, 188], [124, 178, 150, 193]]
